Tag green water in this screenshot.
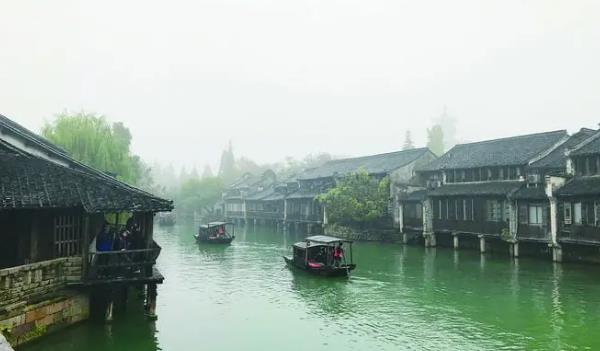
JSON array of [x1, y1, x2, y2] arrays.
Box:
[[22, 222, 600, 351]]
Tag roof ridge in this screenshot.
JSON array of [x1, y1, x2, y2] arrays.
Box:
[[452, 130, 567, 148], [567, 129, 600, 155], [528, 134, 571, 165], [324, 147, 428, 165]]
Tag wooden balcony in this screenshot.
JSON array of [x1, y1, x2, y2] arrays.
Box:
[[517, 224, 550, 242], [226, 211, 245, 218], [559, 225, 600, 246], [403, 217, 423, 231], [246, 211, 283, 220], [286, 212, 322, 223], [85, 241, 163, 285], [433, 219, 507, 237]]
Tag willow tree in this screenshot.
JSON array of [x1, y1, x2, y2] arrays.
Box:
[[42, 112, 143, 185], [317, 169, 390, 226]]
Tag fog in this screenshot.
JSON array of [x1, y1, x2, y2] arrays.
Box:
[[1, 0, 600, 169]]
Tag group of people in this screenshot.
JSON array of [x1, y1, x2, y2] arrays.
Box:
[[95, 217, 142, 252]]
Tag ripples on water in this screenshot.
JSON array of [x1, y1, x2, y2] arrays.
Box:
[[22, 222, 600, 351]]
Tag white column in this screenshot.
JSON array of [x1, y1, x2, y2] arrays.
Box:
[[398, 203, 404, 233]]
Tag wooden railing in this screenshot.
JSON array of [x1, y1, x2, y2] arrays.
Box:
[[433, 219, 507, 236], [517, 224, 550, 241], [559, 225, 600, 245], [246, 211, 283, 220], [225, 211, 245, 218], [286, 213, 322, 223], [87, 241, 161, 282]]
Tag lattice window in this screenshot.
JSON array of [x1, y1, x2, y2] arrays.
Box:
[[53, 215, 83, 257]]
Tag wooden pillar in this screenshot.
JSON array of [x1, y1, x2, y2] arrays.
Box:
[[146, 283, 158, 320]]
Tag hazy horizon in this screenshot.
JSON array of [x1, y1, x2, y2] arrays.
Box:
[[2, 0, 600, 170]]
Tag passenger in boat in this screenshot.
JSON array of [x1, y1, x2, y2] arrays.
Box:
[[96, 223, 113, 252], [217, 225, 225, 237], [333, 243, 344, 267]]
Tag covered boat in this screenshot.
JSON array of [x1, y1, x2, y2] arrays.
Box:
[[194, 222, 235, 244], [283, 235, 356, 277]]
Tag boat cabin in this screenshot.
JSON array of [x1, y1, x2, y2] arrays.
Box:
[[288, 235, 355, 276]]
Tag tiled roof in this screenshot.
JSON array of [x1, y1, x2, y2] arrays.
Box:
[[569, 131, 600, 157], [418, 130, 567, 171], [0, 151, 172, 212], [398, 189, 428, 202], [286, 188, 322, 200], [530, 129, 596, 169], [427, 181, 523, 197], [556, 176, 600, 197], [297, 148, 432, 180], [0, 114, 173, 212], [512, 186, 547, 200]]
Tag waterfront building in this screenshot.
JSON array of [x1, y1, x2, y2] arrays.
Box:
[[284, 148, 436, 232], [223, 170, 277, 223], [403, 130, 569, 252], [0, 114, 173, 346]]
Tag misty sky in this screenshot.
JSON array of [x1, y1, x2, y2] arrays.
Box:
[[1, 0, 600, 171]]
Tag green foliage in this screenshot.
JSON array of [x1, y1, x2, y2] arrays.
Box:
[[427, 124, 444, 156], [317, 169, 390, 225], [177, 176, 225, 213], [42, 112, 143, 185]]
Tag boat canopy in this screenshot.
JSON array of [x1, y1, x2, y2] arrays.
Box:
[[305, 235, 352, 244], [200, 221, 232, 229]]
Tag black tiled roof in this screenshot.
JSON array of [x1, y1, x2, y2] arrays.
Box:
[[427, 181, 523, 197], [512, 186, 547, 200], [530, 129, 596, 169], [297, 148, 432, 180], [286, 188, 322, 200], [0, 152, 172, 212], [570, 132, 600, 157], [398, 189, 428, 202], [556, 176, 600, 197], [418, 130, 567, 171]]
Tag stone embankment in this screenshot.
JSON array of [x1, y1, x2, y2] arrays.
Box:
[[324, 223, 402, 242]]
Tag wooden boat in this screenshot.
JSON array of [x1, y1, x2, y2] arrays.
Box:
[[283, 235, 356, 277], [194, 222, 235, 244]]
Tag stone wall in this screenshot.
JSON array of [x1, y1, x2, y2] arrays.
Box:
[[0, 293, 89, 347], [0, 257, 86, 347], [0, 257, 82, 311], [324, 223, 402, 242]]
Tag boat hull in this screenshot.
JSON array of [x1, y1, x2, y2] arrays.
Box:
[[283, 256, 356, 277], [194, 235, 234, 244]]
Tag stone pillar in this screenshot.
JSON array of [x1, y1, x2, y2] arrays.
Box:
[[402, 232, 408, 244], [146, 283, 158, 320], [424, 233, 436, 247], [549, 197, 559, 246], [105, 299, 114, 322], [553, 246, 563, 262], [398, 203, 404, 233], [509, 242, 519, 257], [479, 235, 486, 254], [453, 234, 459, 249]]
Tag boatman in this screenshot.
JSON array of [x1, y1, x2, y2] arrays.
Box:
[[333, 243, 344, 267]]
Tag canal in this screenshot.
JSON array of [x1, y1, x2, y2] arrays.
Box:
[[23, 221, 600, 350]]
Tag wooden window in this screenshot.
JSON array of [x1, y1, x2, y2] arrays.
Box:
[[574, 203, 582, 225], [437, 200, 442, 220], [53, 215, 82, 258], [447, 171, 455, 183], [564, 202, 572, 225], [448, 200, 456, 220], [591, 157, 598, 175], [529, 205, 543, 225], [415, 204, 422, 219], [456, 199, 463, 220], [486, 200, 503, 222], [595, 202, 600, 226], [519, 204, 528, 224]]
